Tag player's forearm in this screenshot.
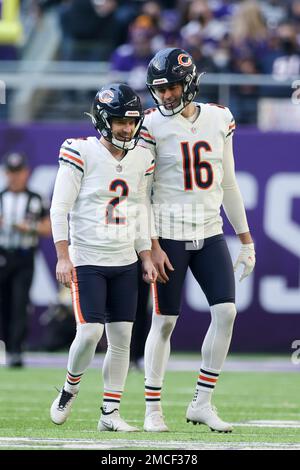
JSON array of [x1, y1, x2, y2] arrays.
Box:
[[222, 186, 249, 235], [222, 135, 249, 235], [238, 231, 253, 245], [50, 205, 69, 243], [138, 250, 152, 262], [55, 240, 70, 261]]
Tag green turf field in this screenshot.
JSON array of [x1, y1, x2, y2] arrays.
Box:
[[1, 360, 300, 450]]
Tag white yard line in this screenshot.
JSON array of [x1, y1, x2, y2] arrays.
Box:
[[234, 420, 300, 428], [0, 437, 300, 450], [1, 420, 300, 451]]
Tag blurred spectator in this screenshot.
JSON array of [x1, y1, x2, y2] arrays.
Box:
[[151, 8, 182, 50], [230, 0, 268, 63], [212, 0, 237, 20], [180, 0, 228, 57], [288, 0, 300, 34], [140, 1, 162, 29], [230, 53, 260, 124], [260, 0, 287, 29], [59, 0, 121, 61], [140, 1, 180, 49], [110, 14, 156, 102], [228, 2, 268, 123], [260, 21, 300, 84]]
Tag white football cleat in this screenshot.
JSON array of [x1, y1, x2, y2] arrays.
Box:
[[50, 388, 77, 425], [144, 411, 169, 432], [98, 408, 139, 432], [186, 402, 233, 433]]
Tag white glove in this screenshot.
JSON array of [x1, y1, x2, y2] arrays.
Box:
[[233, 243, 256, 282]]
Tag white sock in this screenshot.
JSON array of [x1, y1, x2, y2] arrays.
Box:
[[144, 313, 178, 415], [193, 302, 237, 406], [64, 322, 104, 394], [102, 321, 133, 413]]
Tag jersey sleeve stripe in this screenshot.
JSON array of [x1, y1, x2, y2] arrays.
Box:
[[61, 145, 81, 157], [139, 135, 156, 146], [59, 152, 84, 167], [145, 164, 155, 173], [140, 130, 156, 141], [59, 157, 84, 173], [226, 129, 234, 138]]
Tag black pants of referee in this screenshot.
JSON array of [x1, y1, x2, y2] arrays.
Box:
[[0, 248, 34, 355]]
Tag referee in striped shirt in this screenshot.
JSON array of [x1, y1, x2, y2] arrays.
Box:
[[0, 152, 51, 367]]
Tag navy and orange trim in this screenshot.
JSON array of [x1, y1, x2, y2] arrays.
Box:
[[145, 385, 161, 402], [151, 282, 160, 315], [59, 147, 84, 173], [71, 268, 86, 324], [103, 391, 122, 404], [197, 368, 219, 389], [66, 371, 83, 387], [140, 127, 156, 146], [145, 159, 156, 176], [226, 118, 236, 138]]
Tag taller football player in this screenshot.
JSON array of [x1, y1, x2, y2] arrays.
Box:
[[50, 83, 156, 432], [140, 48, 255, 433]]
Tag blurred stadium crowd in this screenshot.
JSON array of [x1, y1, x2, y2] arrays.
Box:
[[0, 0, 300, 122]]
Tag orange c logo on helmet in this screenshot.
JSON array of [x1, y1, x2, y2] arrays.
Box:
[[178, 54, 192, 67], [98, 90, 114, 103]]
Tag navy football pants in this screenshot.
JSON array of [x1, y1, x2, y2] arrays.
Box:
[[71, 262, 138, 324], [154, 234, 235, 315]]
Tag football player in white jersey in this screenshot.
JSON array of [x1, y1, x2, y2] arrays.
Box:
[[140, 48, 256, 433], [50, 83, 157, 431]]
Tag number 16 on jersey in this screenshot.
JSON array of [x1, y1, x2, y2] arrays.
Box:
[[181, 141, 213, 191]]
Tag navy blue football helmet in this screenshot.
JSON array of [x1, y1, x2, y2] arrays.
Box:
[[88, 83, 144, 150], [146, 48, 202, 116]]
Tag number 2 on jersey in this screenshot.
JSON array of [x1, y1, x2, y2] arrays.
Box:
[[106, 179, 129, 225], [181, 141, 213, 190]]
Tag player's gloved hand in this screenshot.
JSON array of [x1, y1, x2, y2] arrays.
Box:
[[233, 243, 256, 282]]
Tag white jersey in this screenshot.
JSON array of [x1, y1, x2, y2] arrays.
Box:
[[140, 102, 247, 240], [50, 137, 154, 266]]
